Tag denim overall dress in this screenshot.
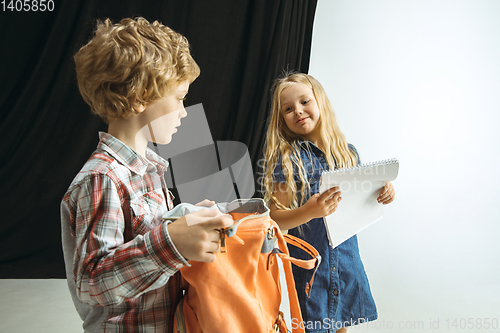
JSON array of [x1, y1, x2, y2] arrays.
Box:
[[273, 141, 378, 332]]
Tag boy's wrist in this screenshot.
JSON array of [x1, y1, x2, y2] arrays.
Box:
[[144, 222, 190, 272], [162, 222, 191, 268]]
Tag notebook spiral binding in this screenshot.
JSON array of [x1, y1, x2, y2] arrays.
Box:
[[323, 158, 399, 174]]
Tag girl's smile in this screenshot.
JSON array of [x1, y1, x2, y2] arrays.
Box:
[[296, 116, 309, 124]]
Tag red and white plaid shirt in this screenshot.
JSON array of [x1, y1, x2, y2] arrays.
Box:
[[61, 132, 188, 332]]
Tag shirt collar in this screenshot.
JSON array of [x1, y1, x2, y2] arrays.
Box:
[[97, 132, 169, 175], [297, 139, 325, 156]]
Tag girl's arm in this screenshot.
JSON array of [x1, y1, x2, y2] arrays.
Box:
[[270, 182, 342, 230]]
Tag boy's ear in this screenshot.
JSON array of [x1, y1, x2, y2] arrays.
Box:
[[133, 103, 146, 113], [133, 90, 147, 113]]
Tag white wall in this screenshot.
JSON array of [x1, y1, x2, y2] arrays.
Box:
[[309, 1, 500, 331]]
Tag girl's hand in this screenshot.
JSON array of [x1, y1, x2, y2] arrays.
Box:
[[302, 186, 342, 219], [377, 181, 395, 204]]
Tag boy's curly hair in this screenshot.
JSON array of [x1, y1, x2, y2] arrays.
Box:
[[74, 17, 200, 123]]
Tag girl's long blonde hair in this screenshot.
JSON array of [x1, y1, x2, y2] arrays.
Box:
[[263, 73, 358, 212]]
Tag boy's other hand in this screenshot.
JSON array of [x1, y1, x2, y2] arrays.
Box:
[[167, 209, 233, 263], [195, 199, 216, 207]]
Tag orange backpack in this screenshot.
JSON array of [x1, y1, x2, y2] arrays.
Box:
[[172, 199, 320, 333]]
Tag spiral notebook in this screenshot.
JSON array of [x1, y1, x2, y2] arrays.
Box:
[[319, 158, 399, 248]]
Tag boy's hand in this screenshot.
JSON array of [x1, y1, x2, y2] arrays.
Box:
[[377, 181, 395, 204], [195, 199, 216, 207], [167, 209, 233, 263], [302, 186, 342, 219]]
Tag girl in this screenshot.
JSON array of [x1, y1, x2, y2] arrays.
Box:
[[263, 73, 395, 333]]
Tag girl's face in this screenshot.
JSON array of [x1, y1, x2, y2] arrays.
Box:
[[280, 82, 321, 141]]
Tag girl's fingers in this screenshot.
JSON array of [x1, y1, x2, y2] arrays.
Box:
[[328, 200, 340, 214], [384, 197, 394, 204], [326, 191, 341, 203], [378, 187, 395, 204], [319, 187, 340, 203], [381, 197, 393, 205], [378, 191, 389, 202], [378, 183, 392, 196], [324, 197, 340, 214], [378, 184, 392, 201]]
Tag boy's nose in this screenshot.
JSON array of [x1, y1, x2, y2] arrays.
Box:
[[179, 106, 187, 118]]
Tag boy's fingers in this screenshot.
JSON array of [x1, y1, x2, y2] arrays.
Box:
[[203, 229, 222, 243], [200, 253, 217, 263], [200, 214, 234, 229], [207, 238, 221, 253], [197, 208, 221, 216], [195, 199, 216, 207], [189, 208, 219, 218], [183, 208, 219, 226]]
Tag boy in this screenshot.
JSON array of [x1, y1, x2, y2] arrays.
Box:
[[61, 17, 233, 332]]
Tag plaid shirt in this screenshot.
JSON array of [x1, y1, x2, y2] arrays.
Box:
[[61, 132, 189, 332]]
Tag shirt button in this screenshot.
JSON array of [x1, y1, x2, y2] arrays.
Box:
[[333, 290, 339, 296], [175, 263, 183, 269], [332, 266, 336, 271]]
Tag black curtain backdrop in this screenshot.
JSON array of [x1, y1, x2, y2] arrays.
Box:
[[0, 0, 317, 278]]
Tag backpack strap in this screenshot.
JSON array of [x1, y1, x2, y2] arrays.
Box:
[[282, 234, 321, 269], [173, 273, 190, 333], [174, 296, 186, 333], [271, 222, 321, 333], [273, 233, 321, 298]]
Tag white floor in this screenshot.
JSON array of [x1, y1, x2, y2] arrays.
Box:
[[0, 279, 82, 333], [1, 278, 498, 333]]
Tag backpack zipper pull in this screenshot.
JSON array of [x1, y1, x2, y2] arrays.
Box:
[[220, 230, 227, 253]]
